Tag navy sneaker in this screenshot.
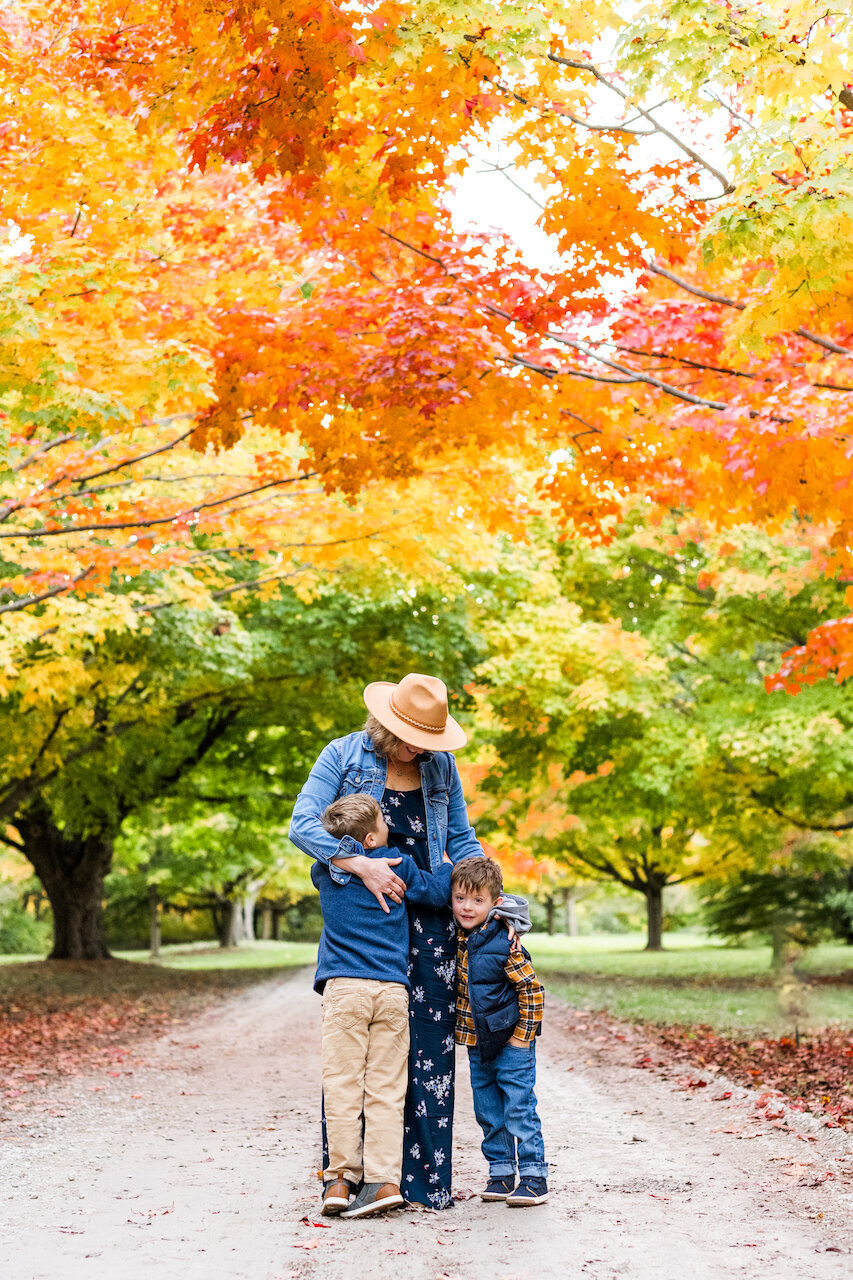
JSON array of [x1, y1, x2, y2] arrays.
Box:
[[481, 1176, 515, 1201], [506, 1177, 549, 1206]]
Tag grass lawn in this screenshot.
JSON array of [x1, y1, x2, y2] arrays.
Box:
[[0, 938, 319, 972], [3, 932, 851, 1036], [525, 931, 853, 1035], [117, 940, 319, 970]]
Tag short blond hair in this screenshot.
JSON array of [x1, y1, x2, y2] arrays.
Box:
[[364, 712, 407, 760], [322, 794, 382, 844]]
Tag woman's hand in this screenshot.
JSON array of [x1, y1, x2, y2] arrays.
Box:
[[508, 1035, 531, 1049], [332, 854, 407, 913]]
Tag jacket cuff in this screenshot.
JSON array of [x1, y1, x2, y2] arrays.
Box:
[[329, 834, 360, 885]]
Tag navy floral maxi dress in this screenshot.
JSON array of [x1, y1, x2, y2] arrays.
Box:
[[382, 787, 456, 1210]]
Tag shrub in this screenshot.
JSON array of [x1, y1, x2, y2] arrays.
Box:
[[0, 884, 50, 955]]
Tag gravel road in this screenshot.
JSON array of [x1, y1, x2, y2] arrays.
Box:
[[1, 967, 851, 1280]]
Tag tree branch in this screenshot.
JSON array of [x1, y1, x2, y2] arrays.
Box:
[[648, 260, 853, 357], [546, 54, 735, 196], [0, 473, 315, 540], [0, 568, 95, 614]]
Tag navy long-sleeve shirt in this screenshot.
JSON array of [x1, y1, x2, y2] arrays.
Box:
[[311, 853, 452, 994]]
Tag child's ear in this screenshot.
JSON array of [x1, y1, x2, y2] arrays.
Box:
[[363, 831, 376, 849], [495, 894, 504, 906]]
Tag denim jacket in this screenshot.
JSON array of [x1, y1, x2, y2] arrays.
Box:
[[289, 731, 483, 884]]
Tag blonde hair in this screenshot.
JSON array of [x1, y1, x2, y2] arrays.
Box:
[[364, 712, 407, 760], [322, 795, 382, 843]]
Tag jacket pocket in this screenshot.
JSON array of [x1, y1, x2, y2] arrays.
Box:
[[485, 1004, 519, 1033], [339, 766, 378, 797]]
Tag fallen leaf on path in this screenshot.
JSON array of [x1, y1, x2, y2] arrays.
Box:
[[292, 1242, 320, 1250], [299, 1218, 331, 1228]]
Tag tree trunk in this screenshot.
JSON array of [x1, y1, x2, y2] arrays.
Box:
[[17, 801, 112, 960], [210, 904, 224, 945], [242, 897, 254, 943], [564, 887, 579, 937], [644, 883, 664, 951], [220, 900, 242, 948], [272, 908, 281, 941], [260, 904, 273, 941], [148, 885, 161, 959], [241, 887, 260, 943], [544, 894, 556, 936], [770, 923, 786, 972]]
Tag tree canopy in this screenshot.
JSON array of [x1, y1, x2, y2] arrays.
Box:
[[4, 1, 853, 955]]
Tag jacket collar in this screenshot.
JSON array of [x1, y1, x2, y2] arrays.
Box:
[[466, 918, 503, 950]]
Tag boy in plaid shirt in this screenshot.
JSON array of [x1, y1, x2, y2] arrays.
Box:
[[451, 857, 548, 1206]]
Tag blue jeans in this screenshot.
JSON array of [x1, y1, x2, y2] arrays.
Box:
[[467, 1043, 548, 1180]]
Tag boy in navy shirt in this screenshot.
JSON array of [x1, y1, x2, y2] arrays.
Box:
[[452, 857, 548, 1206], [313, 794, 452, 1219]]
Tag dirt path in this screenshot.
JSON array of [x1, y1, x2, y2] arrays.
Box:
[[1, 968, 851, 1280]]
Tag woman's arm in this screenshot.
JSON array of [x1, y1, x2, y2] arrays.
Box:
[[289, 740, 407, 910], [444, 754, 487, 864]]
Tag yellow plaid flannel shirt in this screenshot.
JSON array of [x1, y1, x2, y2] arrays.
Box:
[[454, 926, 544, 1048]]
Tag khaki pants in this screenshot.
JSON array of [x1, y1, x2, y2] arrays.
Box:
[[321, 977, 410, 1186]]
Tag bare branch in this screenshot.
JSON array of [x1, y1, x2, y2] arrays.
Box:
[[0, 568, 95, 614], [547, 54, 735, 195], [12, 433, 81, 474], [0, 473, 316, 540], [70, 425, 198, 486], [648, 259, 853, 357]]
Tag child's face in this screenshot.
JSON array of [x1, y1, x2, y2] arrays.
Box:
[[364, 813, 390, 850], [451, 883, 501, 932]]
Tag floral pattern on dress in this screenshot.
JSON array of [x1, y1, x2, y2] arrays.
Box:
[[384, 787, 457, 1211]]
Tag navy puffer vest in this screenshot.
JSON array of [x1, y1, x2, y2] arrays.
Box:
[[466, 919, 532, 1062]]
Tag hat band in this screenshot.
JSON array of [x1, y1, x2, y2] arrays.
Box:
[[389, 692, 446, 734]]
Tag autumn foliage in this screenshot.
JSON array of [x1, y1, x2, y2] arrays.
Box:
[[3, 0, 853, 965], [2, 1, 851, 687]]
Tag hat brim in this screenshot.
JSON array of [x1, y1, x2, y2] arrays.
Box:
[[363, 681, 468, 752]]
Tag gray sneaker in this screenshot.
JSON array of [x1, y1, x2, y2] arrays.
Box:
[[341, 1182, 405, 1218]]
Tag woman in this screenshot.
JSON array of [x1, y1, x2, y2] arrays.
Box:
[[289, 672, 484, 1209]]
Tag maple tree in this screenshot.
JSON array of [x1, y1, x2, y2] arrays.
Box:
[[2, 557, 484, 958], [465, 519, 853, 948], [703, 839, 853, 968], [6, 0, 853, 967], [5, 7, 852, 501], [8, 1, 853, 640]]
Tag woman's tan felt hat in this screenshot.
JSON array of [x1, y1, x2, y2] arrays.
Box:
[[363, 673, 468, 752]]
